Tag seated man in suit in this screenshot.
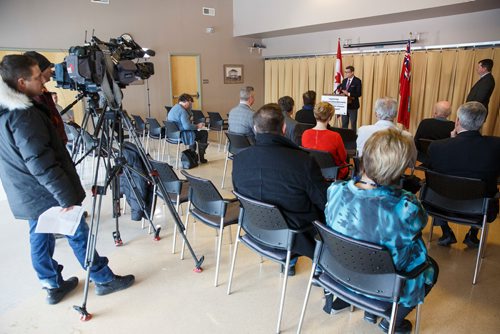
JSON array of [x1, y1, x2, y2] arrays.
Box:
[[356, 97, 414, 156], [228, 86, 256, 143], [232, 103, 328, 275], [278, 95, 297, 141], [414, 101, 455, 163], [295, 90, 317, 125], [167, 93, 209, 163], [427, 101, 500, 247]]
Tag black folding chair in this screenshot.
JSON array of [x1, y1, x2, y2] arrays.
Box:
[[292, 122, 314, 146], [131, 114, 148, 145], [415, 139, 434, 170], [420, 170, 494, 284], [180, 171, 240, 287], [192, 109, 208, 124], [221, 132, 252, 188], [145, 118, 165, 160], [149, 159, 189, 253], [207, 112, 229, 151], [302, 147, 351, 182], [163, 121, 185, 169], [330, 127, 357, 157], [228, 192, 313, 334], [297, 221, 430, 334]]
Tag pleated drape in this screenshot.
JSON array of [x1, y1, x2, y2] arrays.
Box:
[[264, 47, 500, 136]]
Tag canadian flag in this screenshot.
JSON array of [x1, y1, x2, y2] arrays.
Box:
[[334, 39, 343, 93]]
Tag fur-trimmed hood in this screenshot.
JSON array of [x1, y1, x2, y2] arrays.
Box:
[[0, 77, 32, 114]]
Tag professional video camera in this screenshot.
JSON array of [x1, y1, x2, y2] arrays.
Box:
[[54, 33, 155, 93]]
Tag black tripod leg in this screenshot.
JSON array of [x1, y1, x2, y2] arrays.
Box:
[[111, 175, 123, 246]]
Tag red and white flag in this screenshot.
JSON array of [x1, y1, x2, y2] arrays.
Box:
[[397, 40, 411, 129], [334, 39, 343, 93]]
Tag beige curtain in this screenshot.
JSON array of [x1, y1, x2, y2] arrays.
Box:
[[265, 47, 500, 136]]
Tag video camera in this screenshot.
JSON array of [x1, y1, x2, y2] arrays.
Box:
[[53, 33, 155, 94]]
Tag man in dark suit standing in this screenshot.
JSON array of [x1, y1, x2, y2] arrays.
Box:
[[466, 59, 495, 112], [427, 101, 500, 247], [232, 103, 328, 274], [339, 65, 362, 130]]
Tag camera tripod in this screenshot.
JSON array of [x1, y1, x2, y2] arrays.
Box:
[[71, 102, 204, 321]]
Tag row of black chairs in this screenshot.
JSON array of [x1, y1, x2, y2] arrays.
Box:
[[140, 152, 495, 333]]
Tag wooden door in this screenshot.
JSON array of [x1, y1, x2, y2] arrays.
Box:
[[169, 55, 201, 109]]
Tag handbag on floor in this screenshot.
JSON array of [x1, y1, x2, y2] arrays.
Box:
[[181, 149, 199, 169]]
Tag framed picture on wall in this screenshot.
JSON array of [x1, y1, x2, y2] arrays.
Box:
[[223, 64, 244, 84]]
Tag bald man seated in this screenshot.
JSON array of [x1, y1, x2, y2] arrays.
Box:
[[414, 101, 455, 163]]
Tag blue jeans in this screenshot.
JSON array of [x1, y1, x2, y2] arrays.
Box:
[[28, 216, 114, 289]]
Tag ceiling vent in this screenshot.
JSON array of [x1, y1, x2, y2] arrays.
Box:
[[202, 7, 215, 16]]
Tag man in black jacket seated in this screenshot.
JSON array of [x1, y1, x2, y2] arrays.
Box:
[[0, 55, 134, 305], [232, 103, 328, 275], [414, 101, 455, 163], [427, 101, 500, 247]]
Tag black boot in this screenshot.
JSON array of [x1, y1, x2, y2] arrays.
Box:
[[198, 143, 209, 164]]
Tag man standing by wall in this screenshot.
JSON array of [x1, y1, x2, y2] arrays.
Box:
[[338, 65, 362, 130], [228, 86, 256, 143], [466, 59, 495, 112], [0, 55, 134, 305]]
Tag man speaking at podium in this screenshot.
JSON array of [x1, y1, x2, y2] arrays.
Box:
[[338, 65, 362, 131]]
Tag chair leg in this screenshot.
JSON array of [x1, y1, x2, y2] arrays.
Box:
[[480, 223, 489, 259], [428, 217, 435, 243], [148, 190, 158, 234], [472, 218, 488, 284], [175, 143, 181, 170], [296, 262, 317, 334], [276, 251, 291, 334], [227, 225, 241, 295], [221, 152, 229, 188], [415, 303, 422, 334], [214, 218, 225, 287], [180, 202, 191, 260], [172, 199, 180, 254], [388, 303, 399, 334]]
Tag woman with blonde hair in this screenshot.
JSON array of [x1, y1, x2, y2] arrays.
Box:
[[301, 102, 348, 179], [323, 128, 438, 334]]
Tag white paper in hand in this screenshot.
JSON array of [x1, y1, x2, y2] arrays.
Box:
[[35, 206, 84, 236]]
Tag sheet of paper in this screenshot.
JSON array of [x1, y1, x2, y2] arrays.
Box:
[[35, 206, 84, 236]]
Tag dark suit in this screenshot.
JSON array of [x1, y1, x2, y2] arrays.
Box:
[[232, 133, 328, 258], [339, 76, 362, 130], [414, 117, 455, 163], [295, 105, 316, 125], [466, 72, 495, 111], [427, 131, 500, 221]]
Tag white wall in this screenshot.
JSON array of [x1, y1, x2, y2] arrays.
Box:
[[0, 0, 264, 120], [261, 9, 500, 57], [233, 0, 471, 37]]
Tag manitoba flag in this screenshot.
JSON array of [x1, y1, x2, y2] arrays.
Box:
[[397, 40, 411, 129], [334, 39, 343, 93]]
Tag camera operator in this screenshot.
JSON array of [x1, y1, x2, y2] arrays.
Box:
[[0, 54, 135, 305], [24, 51, 68, 144]]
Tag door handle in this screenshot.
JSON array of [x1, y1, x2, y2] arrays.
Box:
[[173, 92, 199, 99]]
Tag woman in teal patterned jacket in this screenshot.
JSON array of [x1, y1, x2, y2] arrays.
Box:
[[324, 128, 438, 334]]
